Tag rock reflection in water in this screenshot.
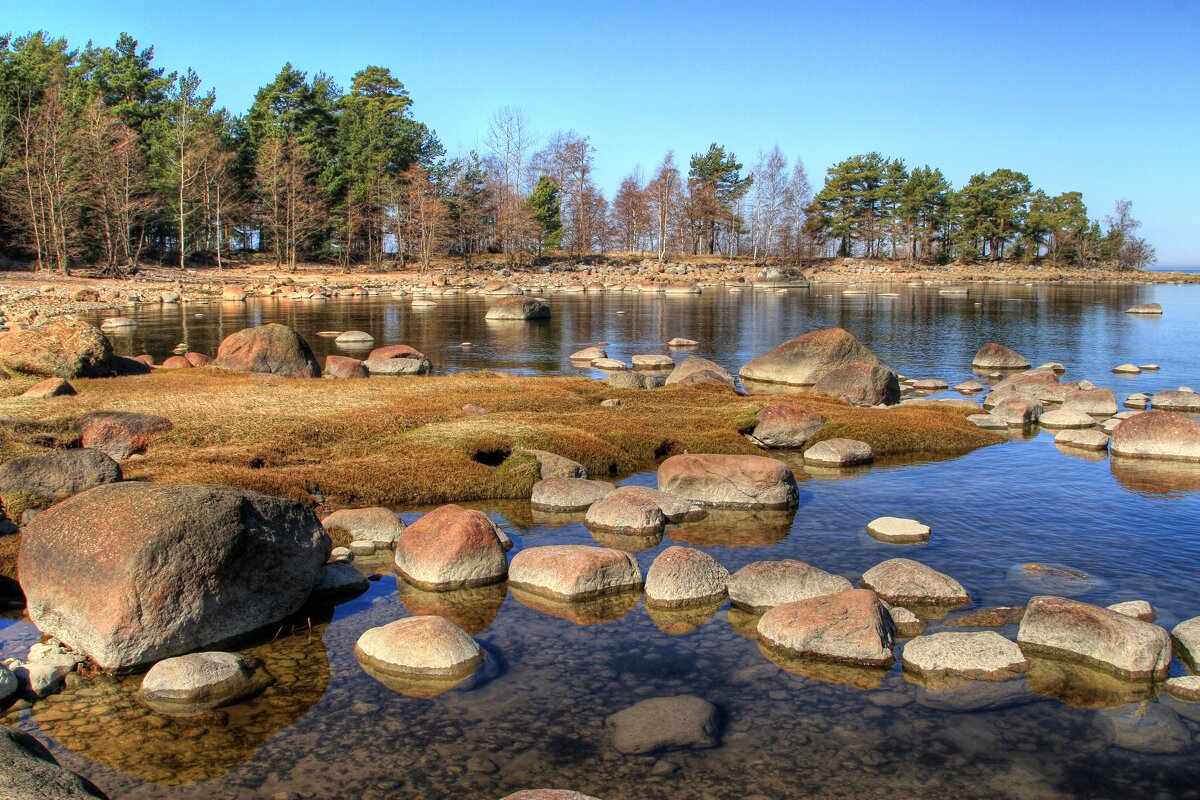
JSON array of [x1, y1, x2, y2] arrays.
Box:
[[1111, 457, 1200, 497], [1024, 655, 1159, 709], [509, 586, 641, 626], [588, 529, 662, 552], [727, 607, 762, 639], [668, 507, 796, 547], [396, 577, 507, 634], [29, 622, 330, 786], [645, 598, 723, 635], [758, 643, 889, 690]]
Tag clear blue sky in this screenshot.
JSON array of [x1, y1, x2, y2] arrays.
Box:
[[12, 0, 1200, 266]]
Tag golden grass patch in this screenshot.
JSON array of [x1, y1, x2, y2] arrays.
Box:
[[0, 369, 1001, 508]]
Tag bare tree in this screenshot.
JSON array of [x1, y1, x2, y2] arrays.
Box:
[[645, 152, 682, 264], [79, 98, 154, 272], [484, 106, 535, 260], [748, 146, 788, 263], [780, 158, 814, 257]]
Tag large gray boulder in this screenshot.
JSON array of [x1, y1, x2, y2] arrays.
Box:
[[1017, 595, 1171, 680], [0, 727, 108, 798], [0, 449, 121, 507], [213, 323, 321, 378], [19, 482, 330, 671], [0, 318, 115, 379], [739, 327, 886, 388]]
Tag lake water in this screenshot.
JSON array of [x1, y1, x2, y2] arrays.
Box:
[[4, 282, 1200, 799]]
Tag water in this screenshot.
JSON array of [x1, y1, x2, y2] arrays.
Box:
[[4, 282, 1200, 798]]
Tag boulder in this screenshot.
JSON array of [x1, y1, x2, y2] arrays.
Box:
[[213, 324, 320, 378], [953, 380, 984, 394], [802, 438, 873, 467], [322, 507, 406, 547], [657, 454, 797, 508], [0, 318, 115, 379], [19, 482, 330, 670], [1096, 703, 1190, 754], [313, 562, 370, 597], [1061, 387, 1118, 417], [1165, 675, 1200, 701], [757, 588, 895, 667], [530, 477, 614, 512], [889, 605, 924, 638], [508, 545, 642, 601], [644, 546, 729, 607], [902, 631, 1027, 683], [990, 396, 1043, 426], [184, 352, 212, 368], [1038, 409, 1096, 429], [1017, 595, 1171, 680], [570, 346, 607, 361], [1112, 363, 1141, 375], [584, 488, 666, 535], [1110, 411, 1200, 463], [367, 344, 428, 362], [612, 485, 704, 522], [1125, 303, 1162, 315], [1054, 429, 1110, 452], [21, 378, 75, 399], [1172, 616, 1200, 671], [860, 558, 969, 607], [394, 504, 508, 591], [139, 651, 270, 713], [324, 355, 369, 379], [983, 368, 1059, 407], [159, 355, 191, 369], [603, 371, 663, 390], [664, 355, 735, 387], [739, 327, 886, 388], [522, 449, 589, 480], [971, 343, 1029, 370], [748, 403, 826, 448], [363, 357, 428, 376], [667, 337, 699, 347], [0, 449, 121, 506], [485, 296, 551, 320], [606, 695, 719, 755], [727, 560, 852, 613], [355, 615, 482, 679], [1151, 390, 1200, 412], [0, 727, 108, 799], [76, 410, 173, 460], [865, 517, 931, 544], [811, 362, 901, 406], [591, 358, 627, 371]]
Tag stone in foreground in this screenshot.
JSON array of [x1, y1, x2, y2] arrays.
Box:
[[757, 589, 896, 667], [606, 695, 719, 755], [19, 482, 330, 670], [657, 453, 797, 508], [860, 558, 970, 607], [394, 504, 508, 591], [531, 477, 614, 512], [21, 377, 76, 398], [802, 438, 874, 467], [0, 727, 108, 799], [727, 560, 853, 613], [355, 615, 482, 679], [75, 410, 173, 460], [866, 517, 931, 544], [508, 545, 641, 601], [213, 323, 321, 378], [0, 449, 121, 506], [902, 631, 1027, 684], [749, 403, 827, 448], [1172, 615, 1200, 671], [0, 318, 115, 380], [584, 488, 666, 534], [139, 651, 270, 713], [1017, 595, 1170, 680], [322, 506, 406, 547], [1110, 411, 1200, 463], [644, 546, 729, 608]]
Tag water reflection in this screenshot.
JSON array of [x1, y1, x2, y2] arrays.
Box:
[[509, 587, 641, 626], [668, 507, 796, 547], [1111, 457, 1200, 497], [396, 578, 507, 634]]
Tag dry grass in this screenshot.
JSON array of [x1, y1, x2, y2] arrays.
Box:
[[0, 370, 1001, 508]]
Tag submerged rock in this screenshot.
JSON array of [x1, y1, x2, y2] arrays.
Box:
[[1096, 702, 1190, 754], [606, 695, 719, 755]]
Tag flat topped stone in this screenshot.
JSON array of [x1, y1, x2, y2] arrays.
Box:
[[1018, 595, 1171, 680], [1125, 303, 1162, 315], [1165, 675, 1200, 702], [802, 438, 874, 467], [1112, 363, 1141, 374], [902, 631, 1027, 684], [1106, 600, 1156, 622], [757, 588, 896, 668], [531, 477, 614, 512], [508, 545, 642, 601], [140, 651, 268, 712], [667, 337, 699, 347], [1151, 390, 1200, 412], [363, 357, 428, 375], [570, 346, 607, 361], [644, 546, 729, 608], [632, 354, 674, 369], [335, 330, 374, 343], [866, 517, 931, 544], [658, 453, 797, 508], [355, 615, 482, 679], [727, 559, 852, 613], [968, 414, 1007, 430], [1061, 387, 1119, 417], [953, 380, 984, 394], [860, 558, 969, 607], [1054, 429, 1110, 452], [1039, 409, 1097, 429], [606, 695, 719, 755]]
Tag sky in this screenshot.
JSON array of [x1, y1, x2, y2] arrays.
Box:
[[9, 0, 1200, 266]]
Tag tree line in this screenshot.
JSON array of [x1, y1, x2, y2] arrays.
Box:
[[0, 30, 1155, 274]]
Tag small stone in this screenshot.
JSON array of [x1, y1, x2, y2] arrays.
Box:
[[860, 558, 969, 607], [1112, 363, 1141, 374], [644, 546, 729, 608], [888, 606, 924, 638], [866, 517, 931, 544], [1105, 600, 1155, 622], [355, 616, 482, 679], [140, 651, 267, 712], [600, 399, 622, 407], [902, 631, 1027, 684], [1165, 675, 1200, 701], [1038, 409, 1096, 429], [802, 438, 874, 467], [1054, 429, 1110, 452]]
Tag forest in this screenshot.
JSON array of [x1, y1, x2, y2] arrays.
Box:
[[0, 31, 1156, 274]]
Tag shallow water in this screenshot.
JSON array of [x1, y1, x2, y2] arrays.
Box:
[[3, 282, 1199, 798]]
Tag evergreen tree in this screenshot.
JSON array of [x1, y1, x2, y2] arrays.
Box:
[[527, 174, 562, 254]]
